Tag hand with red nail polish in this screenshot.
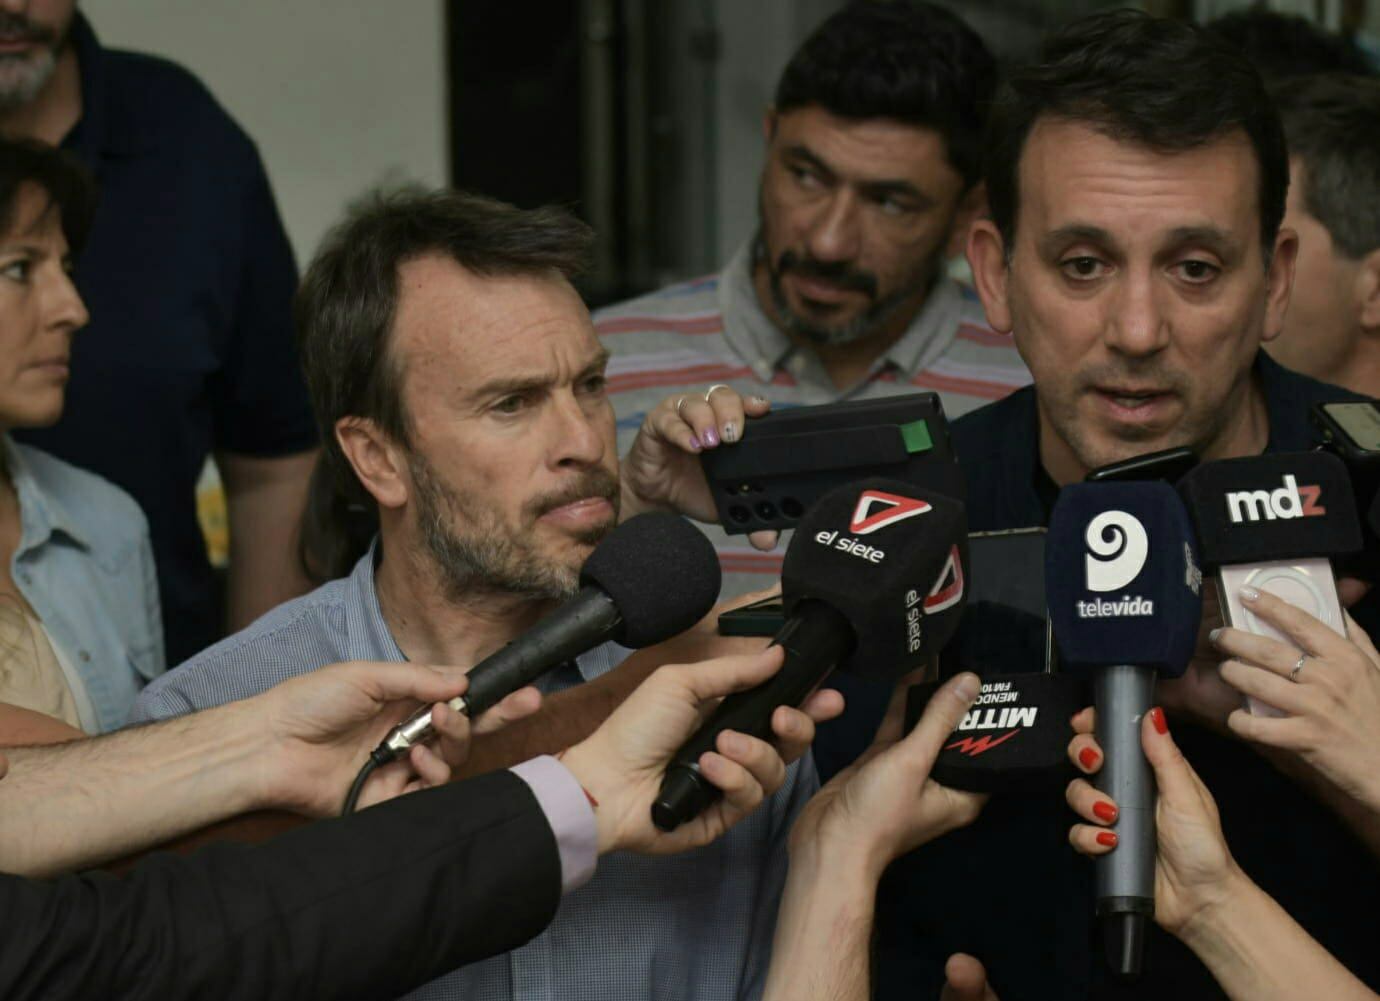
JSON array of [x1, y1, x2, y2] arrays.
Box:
[[1064, 704, 1247, 940]]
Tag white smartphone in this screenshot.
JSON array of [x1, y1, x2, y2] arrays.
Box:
[[1217, 558, 1345, 717]]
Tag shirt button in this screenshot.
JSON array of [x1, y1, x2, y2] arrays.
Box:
[[80, 650, 91, 662]]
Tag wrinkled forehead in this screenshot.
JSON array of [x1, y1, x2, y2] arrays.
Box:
[[391, 254, 600, 392], [1016, 118, 1261, 249]]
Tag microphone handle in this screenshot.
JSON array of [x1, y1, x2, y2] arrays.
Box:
[[382, 587, 622, 760], [1093, 663, 1158, 980], [651, 600, 854, 832]]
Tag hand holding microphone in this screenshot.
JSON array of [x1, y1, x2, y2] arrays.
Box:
[[1211, 588, 1380, 818]]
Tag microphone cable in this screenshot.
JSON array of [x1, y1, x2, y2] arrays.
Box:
[[341, 747, 392, 816]]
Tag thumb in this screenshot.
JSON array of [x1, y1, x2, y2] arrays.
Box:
[[897, 672, 981, 769], [669, 645, 786, 703], [361, 661, 467, 706], [940, 953, 997, 1001], [1140, 707, 1197, 807]]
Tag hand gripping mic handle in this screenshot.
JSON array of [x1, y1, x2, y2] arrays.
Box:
[[651, 601, 854, 832], [1094, 664, 1158, 980]]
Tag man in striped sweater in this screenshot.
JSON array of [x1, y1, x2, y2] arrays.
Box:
[[597, 1, 1030, 596]]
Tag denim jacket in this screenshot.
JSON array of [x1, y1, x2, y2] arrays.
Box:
[[5, 437, 164, 731]]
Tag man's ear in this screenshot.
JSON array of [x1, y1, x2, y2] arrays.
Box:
[[335, 417, 409, 510], [945, 181, 988, 260], [1356, 246, 1380, 332], [966, 219, 1013, 334], [1261, 226, 1300, 345]]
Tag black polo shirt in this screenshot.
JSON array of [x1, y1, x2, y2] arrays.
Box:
[[16, 16, 318, 668], [814, 352, 1380, 1000]]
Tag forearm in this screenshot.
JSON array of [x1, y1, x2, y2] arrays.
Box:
[[221, 449, 317, 631], [1180, 871, 1377, 1001], [763, 852, 878, 1001], [0, 702, 268, 876], [0, 773, 560, 1001]]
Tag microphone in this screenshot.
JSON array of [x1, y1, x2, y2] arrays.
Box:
[[1046, 481, 1202, 980], [1178, 452, 1362, 716], [651, 477, 968, 831], [376, 512, 722, 762]]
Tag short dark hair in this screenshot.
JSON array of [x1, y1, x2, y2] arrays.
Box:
[[985, 9, 1288, 258], [773, 0, 997, 188], [1273, 74, 1380, 259], [295, 186, 592, 578], [1207, 7, 1376, 82], [0, 138, 95, 254]]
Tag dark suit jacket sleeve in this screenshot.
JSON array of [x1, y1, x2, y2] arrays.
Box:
[[0, 769, 561, 1001]]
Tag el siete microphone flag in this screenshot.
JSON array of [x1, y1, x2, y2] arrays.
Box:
[[1178, 451, 1360, 716], [378, 512, 721, 762], [651, 477, 967, 831], [1046, 481, 1202, 981]]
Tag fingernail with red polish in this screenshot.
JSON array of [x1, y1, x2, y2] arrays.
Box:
[[1093, 800, 1118, 823], [1097, 831, 1119, 847], [1150, 706, 1168, 735], [1078, 747, 1100, 771]]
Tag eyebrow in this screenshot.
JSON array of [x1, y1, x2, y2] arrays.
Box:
[[781, 144, 929, 204], [1039, 223, 1242, 259], [467, 347, 610, 401]]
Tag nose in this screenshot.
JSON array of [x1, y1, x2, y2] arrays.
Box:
[[804, 189, 862, 264], [1104, 271, 1168, 358], [47, 268, 89, 334], [549, 390, 607, 469]]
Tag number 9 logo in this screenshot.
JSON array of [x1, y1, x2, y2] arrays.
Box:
[[1085, 510, 1148, 592]]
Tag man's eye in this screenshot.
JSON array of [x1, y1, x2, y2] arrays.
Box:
[[1175, 259, 1219, 284], [1, 259, 31, 282], [493, 395, 526, 415], [789, 165, 824, 190], [579, 374, 607, 395], [876, 196, 910, 217], [1060, 257, 1107, 280]]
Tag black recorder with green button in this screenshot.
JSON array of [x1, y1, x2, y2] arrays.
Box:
[[699, 392, 963, 535]]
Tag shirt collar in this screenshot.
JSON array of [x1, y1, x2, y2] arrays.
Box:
[[346, 536, 631, 681], [4, 436, 92, 554], [718, 236, 965, 381]]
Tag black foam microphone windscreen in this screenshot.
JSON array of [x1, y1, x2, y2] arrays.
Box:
[[1177, 451, 1361, 568]]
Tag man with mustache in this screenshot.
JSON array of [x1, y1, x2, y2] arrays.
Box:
[[596, 0, 1028, 596], [133, 187, 841, 1001], [815, 11, 1380, 999], [0, 1, 316, 667]]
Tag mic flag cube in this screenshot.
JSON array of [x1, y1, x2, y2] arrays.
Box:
[[781, 476, 967, 683], [1177, 451, 1362, 569], [905, 672, 1081, 793], [1046, 481, 1202, 679]]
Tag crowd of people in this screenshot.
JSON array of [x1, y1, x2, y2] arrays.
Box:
[[1, 1, 1379, 999]]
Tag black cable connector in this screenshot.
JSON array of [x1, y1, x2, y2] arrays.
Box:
[[340, 747, 393, 816]]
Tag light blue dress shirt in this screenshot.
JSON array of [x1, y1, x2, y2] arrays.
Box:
[[135, 540, 816, 1000], [5, 437, 164, 732]]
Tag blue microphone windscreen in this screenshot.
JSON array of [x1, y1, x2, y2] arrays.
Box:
[[1046, 481, 1202, 678]]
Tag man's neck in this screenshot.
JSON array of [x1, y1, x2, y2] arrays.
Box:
[[750, 258, 927, 392], [0, 43, 82, 145], [374, 539, 556, 677], [1319, 335, 1380, 399], [1037, 366, 1272, 487]]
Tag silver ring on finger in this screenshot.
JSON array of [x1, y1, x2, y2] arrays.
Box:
[[1290, 653, 1307, 683], [704, 383, 731, 402], [675, 396, 691, 417]]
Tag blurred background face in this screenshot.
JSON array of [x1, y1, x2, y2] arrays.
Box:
[[0, 0, 75, 110], [757, 105, 967, 347], [1266, 158, 1362, 380], [390, 257, 619, 601], [0, 181, 87, 432], [999, 120, 1288, 476]]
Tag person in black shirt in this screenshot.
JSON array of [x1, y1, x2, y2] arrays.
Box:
[[815, 10, 1380, 999]]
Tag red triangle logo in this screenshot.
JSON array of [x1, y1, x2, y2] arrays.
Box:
[[923, 544, 965, 613], [849, 490, 932, 535]]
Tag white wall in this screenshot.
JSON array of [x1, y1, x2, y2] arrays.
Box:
[[83, 0, 448, 267]]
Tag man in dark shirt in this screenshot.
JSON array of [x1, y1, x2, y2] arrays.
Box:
[[0, 3, 317, 666], [816, 11, 1380, 999]]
